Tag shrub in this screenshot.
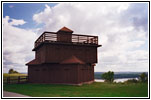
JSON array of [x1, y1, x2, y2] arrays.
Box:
[[139, 72, 148, 83], [124, 78, 138, 83], [101, 71, 114, 83], [13, 71, 19, 74]]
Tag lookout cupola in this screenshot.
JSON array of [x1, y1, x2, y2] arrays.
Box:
[[57, 27, 73, 42]]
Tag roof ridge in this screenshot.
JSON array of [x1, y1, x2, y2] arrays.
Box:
[[60, 55, 85, 64], [58, 26, 73, 32]]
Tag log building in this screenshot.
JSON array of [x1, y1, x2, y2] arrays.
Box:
[[26, 27, 101, 85]]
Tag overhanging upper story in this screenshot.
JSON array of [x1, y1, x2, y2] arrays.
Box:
[[27, 27, 102, 65]]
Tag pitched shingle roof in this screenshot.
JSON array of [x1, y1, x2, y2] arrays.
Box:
[[26, 59, 40, 65], [60, 56, 85, 64], [58, 27, 73, 32]]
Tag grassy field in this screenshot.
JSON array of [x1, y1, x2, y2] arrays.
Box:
[[3, 82, 148, 97], [3, 73, 27, 84], [3, 73, 148, 97], [3, 73, 27, 77]]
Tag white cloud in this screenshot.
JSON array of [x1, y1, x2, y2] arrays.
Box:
[[3, 16, 37, 73], [10, 19, 26, 26], [33, 4, 52, 24], [33, 3, 148, 71], [3, 16, 26, 26], [3, 3, 148, 73], [32, 3, 148, 72]]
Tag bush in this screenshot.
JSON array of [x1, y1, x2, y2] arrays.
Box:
[[101, 71, 114, 83], [124, 78, 138, 83], [139, 72, 148, 83], [13, 71, 19, 74]]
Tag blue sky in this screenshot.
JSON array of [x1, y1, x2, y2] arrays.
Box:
[[3, 3, 57, 29], [3, 2, 149, 73]]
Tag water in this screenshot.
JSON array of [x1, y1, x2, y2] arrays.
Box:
[[95, 78, 138, 83], [94, 72, 146, 79]]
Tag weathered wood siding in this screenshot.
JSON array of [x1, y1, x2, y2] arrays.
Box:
[[28, 64, 94, 84], [43, 44, 97, 63], [35, 45, 46, 63], [57, 31, 72, 42], [77, 64, 94, 83], [28, 64, 78, 84]]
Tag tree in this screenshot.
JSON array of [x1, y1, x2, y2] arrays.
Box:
[[8, 69, 14, 74], [101, 71, 114, 83], [13, 71, 19, 74], [8, 69, 19, 74], [139, 72, 148, 82]]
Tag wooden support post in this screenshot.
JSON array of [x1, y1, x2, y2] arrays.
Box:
[[18, 76, 20, 84], [87, 36, 89, 43], [7, 77, 10, 84], [42, 34, 43, 42], [44, 33, 45, 42], [78, 36, 79, 43], [96, 37, 98, 44], [26, 76, 28, 83]]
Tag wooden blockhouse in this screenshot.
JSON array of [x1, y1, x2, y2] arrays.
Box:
[[26, 27, 101, 85]]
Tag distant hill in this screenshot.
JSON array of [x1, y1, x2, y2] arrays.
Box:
[[95, 72, 148, 79]]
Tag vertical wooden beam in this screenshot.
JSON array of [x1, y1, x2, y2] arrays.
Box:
[[78, 36, 79, 43], [97, 36, 98, 44], [87, 36, 89, 43], [18, 76, 20, 84], [7, 77, 10, 84], [44, 33, 45, 42]]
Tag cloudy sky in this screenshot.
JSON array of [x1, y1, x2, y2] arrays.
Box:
[[3, 2, 149, 73]]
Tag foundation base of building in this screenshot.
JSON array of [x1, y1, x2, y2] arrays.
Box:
[[29, 80, 94, 86]]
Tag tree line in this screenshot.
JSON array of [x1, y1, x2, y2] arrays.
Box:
[[101, 71, 148, 83]]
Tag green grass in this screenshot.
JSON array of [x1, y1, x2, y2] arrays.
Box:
[[3, 82, 148, 97], [3, 73, 148, 97]]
